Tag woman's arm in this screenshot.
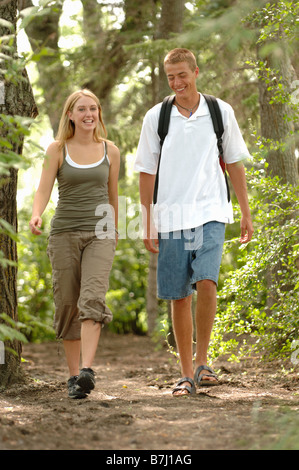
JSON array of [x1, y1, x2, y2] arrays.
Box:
[[29, 142, 61, 235]]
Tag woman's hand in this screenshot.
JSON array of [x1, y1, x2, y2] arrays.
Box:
[[29, 216, 43, 235]]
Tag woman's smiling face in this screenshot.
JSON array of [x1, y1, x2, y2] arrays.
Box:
[[68, 96, 99, 132]]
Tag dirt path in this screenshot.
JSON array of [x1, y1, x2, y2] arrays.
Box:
[[0, 331, 298, 451]]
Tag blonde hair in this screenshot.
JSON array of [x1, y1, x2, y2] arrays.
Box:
[[164, 48, 197, 72], [56, 89, 107, 149]]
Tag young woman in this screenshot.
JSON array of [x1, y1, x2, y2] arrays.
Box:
[[29, 89, 120, 399]]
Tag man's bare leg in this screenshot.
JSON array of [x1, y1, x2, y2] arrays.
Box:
[[171, 295, 194, 396], [194, 279, 218, 383]]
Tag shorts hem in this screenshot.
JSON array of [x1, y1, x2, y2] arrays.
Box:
[[191, 276, 219, 286], [56, 332, 81, 341], [157, 290, 193, 300], [158, 275, 218, 300], [78, 311, 113, 325]]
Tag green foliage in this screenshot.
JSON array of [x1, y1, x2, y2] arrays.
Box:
[[18, 1, 55, 31], [210, 154, 299, 362], [252, 1, 299, 43], [0, 313, 28, 345], [17, 202, 56, 342], [0, 115, 33, 175], [107, 237, 148, 335], [106, 175, 149, 335], [3, 0, 299, 360]]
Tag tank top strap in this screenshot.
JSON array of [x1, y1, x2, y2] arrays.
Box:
[[104, 140, 110, 165], [63, 145, 67, 160]]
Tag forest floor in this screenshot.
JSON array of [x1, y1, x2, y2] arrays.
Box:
[[0, 330, 299, 453]]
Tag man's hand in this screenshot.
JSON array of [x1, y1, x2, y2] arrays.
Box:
[[139, 172, 159, 253], [143, 237, 159, 253], [226, 162, 254, 245], [143, 223, 159, 253], [239, 215, 254, 244]]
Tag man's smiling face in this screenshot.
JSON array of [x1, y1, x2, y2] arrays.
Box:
[[165, 61, 199, 102]]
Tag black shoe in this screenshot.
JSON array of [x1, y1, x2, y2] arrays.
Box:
[[76, 368, 96, 394], [67, 376, 87, 399]]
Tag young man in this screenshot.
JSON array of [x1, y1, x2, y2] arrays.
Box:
[[134, 48, 253, 396]]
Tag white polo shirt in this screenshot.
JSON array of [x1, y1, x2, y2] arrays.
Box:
[[134, 93, 250, 233]]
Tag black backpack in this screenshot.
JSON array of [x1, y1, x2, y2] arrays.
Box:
[[153, 93, 230, 204]]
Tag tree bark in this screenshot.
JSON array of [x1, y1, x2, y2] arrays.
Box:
[[257, 38, 299, 311], [20, 0, 65, 134], [0, 0, 38, 387], [156, 0, 185, 100], [82, 0, 156, 107], [258, 42, 298, 185], [146, 0, 185, 338]]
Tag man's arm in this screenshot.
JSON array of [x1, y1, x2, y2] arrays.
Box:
[[226, 161, 254, 243], [139, 172, 159, 253]]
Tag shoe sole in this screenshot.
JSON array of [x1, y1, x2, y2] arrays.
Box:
[[69, 390, 88, 399], [76, 373, 95, 393]]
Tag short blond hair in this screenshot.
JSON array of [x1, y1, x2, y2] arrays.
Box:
[[56, 89, 107, 149], [164, 48, 197, 72]]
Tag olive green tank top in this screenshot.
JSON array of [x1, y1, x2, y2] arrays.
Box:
[[50, 142, 114, 236]]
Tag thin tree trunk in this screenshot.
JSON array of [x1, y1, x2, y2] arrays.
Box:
[[146, 0, 185, 339], [0, 0, 38, 387], [258, 42, 298, 185], [156, 0, 185, 101], [257, 39, 299, 310], [146, 252, 158, 335], [20, 0, 64, 134]]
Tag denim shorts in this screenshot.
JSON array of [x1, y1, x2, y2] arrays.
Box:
[[157, 221, 225, 300]]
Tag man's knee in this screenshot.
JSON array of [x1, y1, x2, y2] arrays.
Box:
[[196, 279, 216, 295], [172, 294, 192, 305], [171, 295, 192, 315]]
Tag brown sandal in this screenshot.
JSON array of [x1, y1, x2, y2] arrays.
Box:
[[194, 365, 219, 387], [172, 377, 196, 396]]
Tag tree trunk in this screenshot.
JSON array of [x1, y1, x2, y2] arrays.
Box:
[[258, 42, 298, 185], [146, 251, 158, 335], [82, 0, 156, 107], [146, 0, 185, 338], [156, 0, 185, 101], [257, 39, 299, 310], [0, 0, 38, 387], [0, 169, 21, 385], [20, 0, 64, 134]]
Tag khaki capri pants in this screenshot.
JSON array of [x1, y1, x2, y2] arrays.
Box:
[[47, 231, 116, 340]]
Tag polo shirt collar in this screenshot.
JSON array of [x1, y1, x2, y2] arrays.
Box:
[[171, 92, 209, 120]]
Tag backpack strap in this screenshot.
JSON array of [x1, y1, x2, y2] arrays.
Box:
[[203, 94, 231, 202], [202, 94, 224, 166], [158, 95, 175, 145], [153, 95, 175, 204]]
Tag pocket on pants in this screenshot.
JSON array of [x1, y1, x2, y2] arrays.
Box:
[[47, 233, 72, 270]]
